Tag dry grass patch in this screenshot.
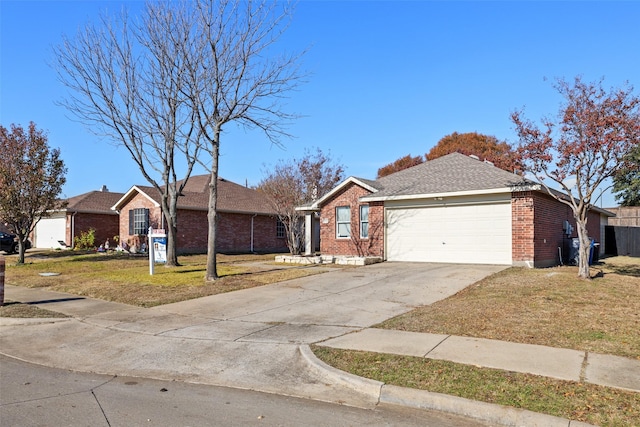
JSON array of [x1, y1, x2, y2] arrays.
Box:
[[3, 251, 332, 307], [312, 347, 640, 427], [0, 301, 69, 318], [377, 257, 640, 358]]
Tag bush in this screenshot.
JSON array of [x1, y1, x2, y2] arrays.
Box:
[[74, 228, 96, 250]]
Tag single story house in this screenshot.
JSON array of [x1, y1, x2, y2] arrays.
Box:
[[299, 152, 613, 267], [111, 175, 288, 254], [33, 187, 123, 249]]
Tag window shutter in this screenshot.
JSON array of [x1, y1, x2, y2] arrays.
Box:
[[144, 209, 150, 234], [129, 210, 134, 235]]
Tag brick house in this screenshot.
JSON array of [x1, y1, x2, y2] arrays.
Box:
[[300, 153, 613, 267], [33, 187, 123, 249], [112, 175, 288, 254]]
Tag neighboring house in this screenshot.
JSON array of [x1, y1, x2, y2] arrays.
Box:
[[33, 187, 124, 249], [111, 175, 288, 254], [299, 153, 613, 267]]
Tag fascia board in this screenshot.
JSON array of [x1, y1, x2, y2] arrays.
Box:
[[310, 177, 378, 209], [360, 186, 535, 202], [111, 186, 161, 211]]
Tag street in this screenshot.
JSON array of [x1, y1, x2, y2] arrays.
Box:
[[0, 355, 487, 427]]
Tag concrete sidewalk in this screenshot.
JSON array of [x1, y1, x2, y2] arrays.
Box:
[[318, 328, 640, 393], [2, 261, 636, 427]]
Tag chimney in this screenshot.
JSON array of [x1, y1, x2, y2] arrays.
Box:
[[100, 185, 109, 192]]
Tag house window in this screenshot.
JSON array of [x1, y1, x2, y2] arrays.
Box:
[[336, 206, 351, 238], [360, 205, 369, 238], [129, 208, 149, 235], [276, 219, 285, 238]]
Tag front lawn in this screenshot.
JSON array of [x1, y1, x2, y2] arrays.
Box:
[[314, 256, 640, 427], [1, 251, 336, 307]]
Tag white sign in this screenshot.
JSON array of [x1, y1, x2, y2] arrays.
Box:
[[148, 228, 167, 275]]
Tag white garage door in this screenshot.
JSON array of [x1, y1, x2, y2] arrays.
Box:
[[35, 216, 67, 249], [386, 200, 512, 265]]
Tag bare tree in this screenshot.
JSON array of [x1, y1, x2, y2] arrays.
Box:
[[54, 0, 203, 267], [0, 122, 67, 264], [512, 77, 640, 279], [259, 149, 344, 255], [187, 0, 306, 280]]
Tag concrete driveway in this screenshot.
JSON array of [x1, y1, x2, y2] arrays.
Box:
[[0, 262, 506, 408]]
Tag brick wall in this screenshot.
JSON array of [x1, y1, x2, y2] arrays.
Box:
[[177, 210, 287, 254], [319, 183, 383, 257], [67, 212, 119, 248], [117, 195, 288, 254], [118, 193, 162, 249], [512, 191, 603, 267]]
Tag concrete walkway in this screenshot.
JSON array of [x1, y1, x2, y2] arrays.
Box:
[[1, 262, 637, 427]]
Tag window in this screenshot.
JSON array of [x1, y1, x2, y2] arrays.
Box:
[[129, 208, 149, 235], [360, 205, 369, 238], [336, 206, 351, 238], [276, 219, 285, 238]]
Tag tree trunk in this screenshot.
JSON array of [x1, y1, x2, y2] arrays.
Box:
[[205, 137, 220, 282], [0, 255, 5, 306], [16, 236, 26, 265], [161, 192, 180, 267], [575, 216, 592, 279]]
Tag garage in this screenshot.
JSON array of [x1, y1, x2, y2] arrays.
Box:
[[385, 196, 512, 265], [34, 215, 67, 249]]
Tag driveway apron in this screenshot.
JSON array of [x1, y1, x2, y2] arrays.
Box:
[[0, 262, 506, 407]]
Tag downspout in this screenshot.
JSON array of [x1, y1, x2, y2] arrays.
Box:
[[250, 214, 257, 253], [71, 211, 77, 249]]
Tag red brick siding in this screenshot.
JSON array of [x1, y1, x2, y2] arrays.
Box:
[[117, 194, 287, 254], [118, 193, 163, 248], [511, 192, 535, 264], [176, 209, 208, 252], [512, 191, 603, 267], [67, 213, 119, 248], [176, 210, 287, 254], [319, 183, 383, 257]]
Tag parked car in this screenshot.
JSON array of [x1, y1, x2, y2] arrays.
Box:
[[0, 231, 31, 254]]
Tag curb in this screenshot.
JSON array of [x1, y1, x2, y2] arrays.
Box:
[[299, 345, 596, 427]]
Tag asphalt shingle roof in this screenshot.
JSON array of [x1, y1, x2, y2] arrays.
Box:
[[66, 191, 125, 214], [361, 152, 531, 199], [130, 176, 275, 215]]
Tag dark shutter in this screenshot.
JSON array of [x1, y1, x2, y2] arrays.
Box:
[[143, 209, 150, 234], [129, 210, 134, 235]]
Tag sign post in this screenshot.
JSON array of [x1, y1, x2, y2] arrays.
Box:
[[148, 228, 167, 275]]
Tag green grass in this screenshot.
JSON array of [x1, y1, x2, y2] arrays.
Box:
[[312, 347, 640, 427]]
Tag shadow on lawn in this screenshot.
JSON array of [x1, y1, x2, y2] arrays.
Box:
[[606, 264, 640, 277]]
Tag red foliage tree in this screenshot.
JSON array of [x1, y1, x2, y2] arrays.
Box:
[[512, 76, 640, 279], [377, 154, 424, 178], [0, 122, 67, 264], [426, 132, 523, 174]]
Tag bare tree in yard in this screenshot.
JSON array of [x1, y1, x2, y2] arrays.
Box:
[[0, 123, 67, 265], [512, 76, 640, 279], [187, 0, 305, 280], [259, 149, 344, 255], [54, 1, 203, 267]]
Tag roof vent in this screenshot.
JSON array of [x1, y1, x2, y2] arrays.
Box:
[[100, 185, 109, 192], [469, 155, 480, 160], [484, 159, 494, 166]]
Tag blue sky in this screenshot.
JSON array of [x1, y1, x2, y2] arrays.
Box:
[[1, 1, 638, 207]]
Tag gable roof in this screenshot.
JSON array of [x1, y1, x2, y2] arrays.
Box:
[[112, 175, 276, 215], [65, 190, 125, 215], [302, 177, 380, 210], [361, 152, 532, 201]]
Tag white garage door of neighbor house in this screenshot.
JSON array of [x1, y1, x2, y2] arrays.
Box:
[[386, 201, 512, 265], [35, 217, 66, 249]]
